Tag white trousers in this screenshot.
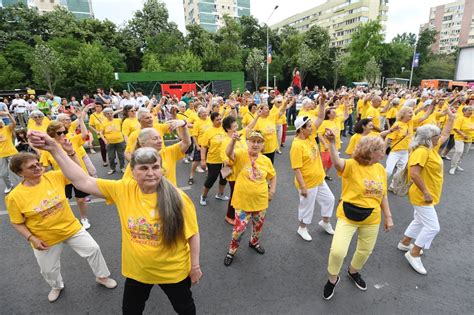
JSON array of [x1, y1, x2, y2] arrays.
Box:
[[451, 141, 471, 169], [33, 228, 110, 289], [404, 205, 440, 249], [276, 124, 283, 147], [0, 156, 20, 188], [298, 181, 335, 224], [386, 150, 409, 178], [82, 155, 98, 177]]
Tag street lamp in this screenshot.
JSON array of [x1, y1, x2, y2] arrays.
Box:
[[266, 5, 279, 90]]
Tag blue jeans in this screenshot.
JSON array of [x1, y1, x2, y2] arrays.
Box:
[[343, 114, 353, 135], [287, 106, 297, 126]]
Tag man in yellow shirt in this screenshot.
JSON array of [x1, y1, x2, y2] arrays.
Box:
[[449, 106, 473, 175], [0, 112, 18, 193]]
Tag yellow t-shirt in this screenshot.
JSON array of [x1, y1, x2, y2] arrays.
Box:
[[231, 150, 276, 212], [122, 117, 140, 138], [122, 143, 184, 186], [241, 112, 255, 127], [254, 114, 279, 154], [453, 115, 474, 141], [336, 159, 387, 225], [27, 117, 51, 132], [192, 118, 212, 146], [89, 112, 105, 132], [239, 105, 249, 118], [201, 126, 226, 164], [101, 118, 124, 144], [66, 121, 87, 158], [220, 132, 247, 182], [0, 126, 18, 157], [365, 106, 381, 130], [96, 179, 198, 284], [290, 137, 325, 189], [182, 109, 198, 134], [6, 171, 82, 246], [380, 100, 388, 117], [270, 106, 286, 125], [408, 144, 443, 206], [387, 120, 414, 151], [414, 111, 437, 128], [40, 143, 88, 173], [318, 119, 342, 151], [344, 132, 378, 156], [125, 123, 169, 154], [358, 100, 371, 118]]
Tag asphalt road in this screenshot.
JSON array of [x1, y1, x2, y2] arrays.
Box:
[[1, 135, 473, 314]]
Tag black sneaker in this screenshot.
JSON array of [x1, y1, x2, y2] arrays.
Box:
[[224, 252, 234, 266], [347, 270, 367, 291], [323, 276, 340, 300]]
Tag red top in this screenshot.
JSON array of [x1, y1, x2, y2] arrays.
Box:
[[292, 74, 301, 88]]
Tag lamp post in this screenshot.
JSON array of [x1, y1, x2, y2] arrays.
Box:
[[266, 5, 279, 89], [409, 39, 417, 89]]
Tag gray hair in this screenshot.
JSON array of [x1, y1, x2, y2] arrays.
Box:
[[391, 97, 400, 105], [137, 128, 157, 147], [29, 110, 44, 118], [410, 125, 441, 150], [56, 113, 70, 122], [197, 107, 208, 116], [462, 105, 473, 112], [301, 98, 312, 107], [130, 147, 184, 247], [403, 99, 417, 108], [137, 108, 150, 120], [178, 101, 186, 108], [102, 107, 113, 114]]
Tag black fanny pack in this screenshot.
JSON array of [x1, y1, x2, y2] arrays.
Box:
[[342, 202, 374, 222]]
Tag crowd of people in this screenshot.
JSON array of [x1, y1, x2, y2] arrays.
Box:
[[1, 83, 473, 312]]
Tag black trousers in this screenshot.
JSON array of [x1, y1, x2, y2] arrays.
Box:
[[204, 163, 227, 189], [122, 277, 195, 315], [264, 151, 275, 164]]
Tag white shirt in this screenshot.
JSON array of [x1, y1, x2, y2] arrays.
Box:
[[120, 98, 137, 108], [11, 98, 27, 114], [136, 95, 149, 108]]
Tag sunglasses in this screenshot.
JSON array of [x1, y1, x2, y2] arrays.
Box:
[[56, 130, 68, 136], [31, 116, 42, 119]]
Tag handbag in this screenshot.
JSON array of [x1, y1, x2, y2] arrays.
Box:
[[220, 165, 233, 179], [386, 131, 409, 155], [342, 201, 374, 222]]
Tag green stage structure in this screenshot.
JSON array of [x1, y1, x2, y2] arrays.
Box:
[[114, 72, 245, 95]]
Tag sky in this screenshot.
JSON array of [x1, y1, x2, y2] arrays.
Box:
[[92, 0, 451, 41]]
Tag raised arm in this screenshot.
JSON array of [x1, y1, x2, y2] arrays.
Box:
[[225, 132, 240, 161], [28, 131, 104, 197], [314, 94, 327, 130], [325, 128, 345, 172], [439, 106, 455, 145]]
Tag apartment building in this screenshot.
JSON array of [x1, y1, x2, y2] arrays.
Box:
[[183, 0, 251, 33], [0, 0, 93, 19], [420, 0, 474, 54], [271, 0, 388, 48]]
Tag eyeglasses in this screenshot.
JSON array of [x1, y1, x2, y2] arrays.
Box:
[[56, 130, 68, 136], [31, 116, 41, 119], [23, 162, 42, 171]]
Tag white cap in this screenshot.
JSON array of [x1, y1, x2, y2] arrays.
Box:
[[294, 116, 311, 131]]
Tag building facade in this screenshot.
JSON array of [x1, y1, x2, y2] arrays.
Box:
[[420, 0, 474, 54], [0, 0, 93, 19], [183, 0, 250, 33], [270, 0, 388, 48]]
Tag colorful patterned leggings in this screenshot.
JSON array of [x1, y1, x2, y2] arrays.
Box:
[[229, 209, 266, 253]]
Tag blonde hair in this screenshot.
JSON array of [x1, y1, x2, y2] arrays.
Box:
[[352, 136, 385, 166], [397, 106, 413, 121], [130, 147, 184, 247], [46, 121, 66, 138]]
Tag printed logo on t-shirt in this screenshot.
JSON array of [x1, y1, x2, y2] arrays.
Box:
[[246, 165, 263, 182], [363, 179, 383, 198], [127, 216, 160, 246], [33, 195, 65, 219], [0, 133, 6, 142]]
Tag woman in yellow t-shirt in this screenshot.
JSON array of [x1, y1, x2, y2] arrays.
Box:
[[346, 119, 398, 157], [28, 133, 202, 313], [100, 107, 125, 175], [322, 130, 393, 300], [199, 112, 228, 206], [223, 131, 277, 266], [241, 103, 257, 128], [221, 115, 247, 225], [88, 103, 108, 166], [399, 111, 455, 275], [0, 112, 18, 192], [121, 105, 140, 142], [449, 106, 473, 175], [6, 151, 116, 303], [291, 115, 335, 241], [27, 110, 51, 133], [188, 107, 212, 185]]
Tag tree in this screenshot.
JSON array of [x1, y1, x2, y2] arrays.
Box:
[[0, 55, 24, 89], [392, 32, 417, 47], [303, 25, 331, 79], [164, 51, 203, 72], [296, 44, 321, 83], [30, 43, 65, 94], [2, 40, 32, 86], [141, 53, 162, 72], [246, 48, 265, 90], [331, 49, 347, 89], [214, 15, 243, 71], [418, 54, 455, 80], [364, 56, 381, 87]]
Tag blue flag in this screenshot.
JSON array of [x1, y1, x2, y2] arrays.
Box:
[[412, 53, 420, 68]]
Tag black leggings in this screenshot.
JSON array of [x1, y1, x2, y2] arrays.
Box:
[[122, 277, 195, 315], [98, 138, 107, 163], [204, 163, 227, 189]]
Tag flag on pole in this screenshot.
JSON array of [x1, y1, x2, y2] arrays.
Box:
[[412, 53, 420, 68], [267, 44, 272, 64]]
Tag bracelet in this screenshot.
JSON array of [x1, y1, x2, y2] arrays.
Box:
[[26, 234, 34, 241], [191, 264, 200, 268], [67, 151, 76, 157]]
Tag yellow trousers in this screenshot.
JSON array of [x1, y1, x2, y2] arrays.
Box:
[[327, 219, 380, 276]]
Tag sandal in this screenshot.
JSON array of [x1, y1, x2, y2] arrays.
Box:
[[224, 252, 234, 266], [188, 178, 194, 185], [249, 242, 265, 255]]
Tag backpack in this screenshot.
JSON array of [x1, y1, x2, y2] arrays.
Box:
[[391, 165, 411, 196]]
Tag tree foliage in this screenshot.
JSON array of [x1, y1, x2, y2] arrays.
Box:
[[246, 48, 265, 90], [30, 43, 65, 94]]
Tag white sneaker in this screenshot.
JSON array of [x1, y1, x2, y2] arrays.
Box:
[[215, 194, 229, 201], [449, 168, 456, 175], [297, 227, 312, 241], [90, 149, 96, 154], [319, 220, 335, 235], [397, 242, 423, 255], [4, 185, 13, 194], [81, 218, 91, 230], [405, 252, 427, 275], [456, 166, 464, 171], [183, 158, 190, 164], [200, 195, 207, 206], [196, 166, 205, 173], [96, 277, 117, 289], [48, 288, 63, 302]]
